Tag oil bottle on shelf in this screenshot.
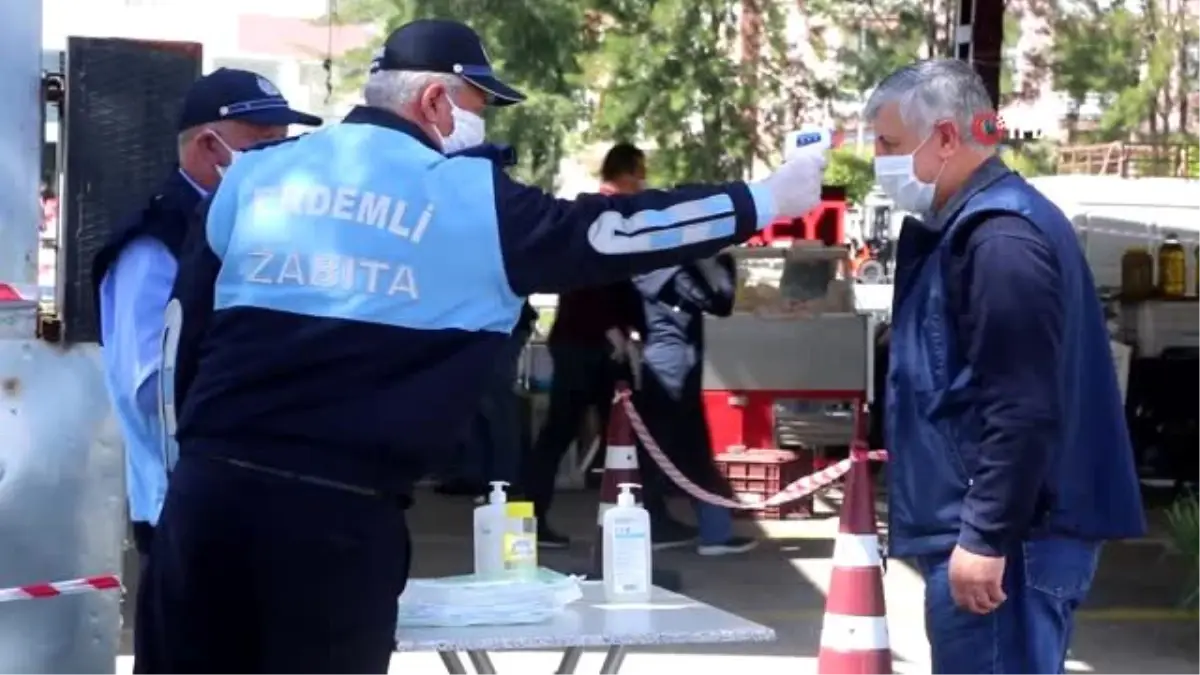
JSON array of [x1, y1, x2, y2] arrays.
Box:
[[1157, 233, 1187, 298]]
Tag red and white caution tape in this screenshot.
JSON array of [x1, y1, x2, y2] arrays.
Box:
[[0, 575, 122, 603], [617, 389, 887, 510]]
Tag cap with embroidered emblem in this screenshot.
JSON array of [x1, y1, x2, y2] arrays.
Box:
[[178, 68, 323, 131], [371, 19, 526, 107]]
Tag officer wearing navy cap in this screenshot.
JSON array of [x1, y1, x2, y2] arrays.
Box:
[[134, 18, 827, 674], [92, 67, 319, 588]]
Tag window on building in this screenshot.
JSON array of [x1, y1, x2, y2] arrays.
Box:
[[210, 58, 281, 87]]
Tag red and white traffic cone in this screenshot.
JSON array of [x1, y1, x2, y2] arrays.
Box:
[[589, 383, 641, 575], [817, 456, 891, 674]]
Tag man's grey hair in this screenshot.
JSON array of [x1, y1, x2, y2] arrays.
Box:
[[865, 59, 996, 150], [362, 70, 462, 112], [177, 126, 201, 158]]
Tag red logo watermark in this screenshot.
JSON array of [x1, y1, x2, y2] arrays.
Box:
[[970, 111, 1007, 145]]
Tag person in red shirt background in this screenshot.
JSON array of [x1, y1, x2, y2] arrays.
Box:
[[522, 143, 696, 550]]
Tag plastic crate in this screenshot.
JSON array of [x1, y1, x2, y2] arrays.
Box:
[[714, 448, 814, 520]]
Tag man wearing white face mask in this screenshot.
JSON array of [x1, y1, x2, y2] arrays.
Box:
[[868, 59, 1144, 674], [91, 67, 320, 613]]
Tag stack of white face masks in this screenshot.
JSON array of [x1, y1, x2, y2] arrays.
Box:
[[396, 569, 583, 628]]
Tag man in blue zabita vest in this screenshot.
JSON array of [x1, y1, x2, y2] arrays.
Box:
[[868, 59, 1145, 673], [134, 18, 830, 674]]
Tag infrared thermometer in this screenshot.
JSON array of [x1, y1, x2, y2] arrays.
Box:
[[783, 127, 834, 160]]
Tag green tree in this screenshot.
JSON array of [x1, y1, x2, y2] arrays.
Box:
[[823, 148, 875, 206], [809, 0, 956, 108], [331, 0, 593, 190], [1000, 142, 1057, 176], [585, 0, 793, 184], [1051, 2, 1144, 139], [999, 12, 1022, 101]]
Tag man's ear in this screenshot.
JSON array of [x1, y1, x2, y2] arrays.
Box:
[[419, 82, 446, 119], [935, 119, 962, 158]]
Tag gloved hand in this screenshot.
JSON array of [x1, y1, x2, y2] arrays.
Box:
[[752, 151, 828, 218]]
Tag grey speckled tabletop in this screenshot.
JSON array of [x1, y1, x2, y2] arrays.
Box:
[[394, 582, 776, 653]]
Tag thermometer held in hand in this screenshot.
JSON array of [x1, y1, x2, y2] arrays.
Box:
[[783, 127, 834, 160]]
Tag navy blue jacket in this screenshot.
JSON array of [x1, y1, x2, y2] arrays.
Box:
[[886, 158, 1145, 558], [92, 170, 200, 326], [633, 253, 736, 399], [166, 107, 777, 498]]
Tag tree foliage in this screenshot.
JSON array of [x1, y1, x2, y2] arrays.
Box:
[[332, 0, 592, 190], [823, 148, 876, 206], [1051, 0, 1198, 141], [586, 0, 796, 184], [1000, 142, 1057, 177], [806, 0, 955, 108], [333, 0, 800, 188]]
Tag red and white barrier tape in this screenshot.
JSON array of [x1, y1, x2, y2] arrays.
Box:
[[617, 390, 887, 510], [0, 575, 122, 603]]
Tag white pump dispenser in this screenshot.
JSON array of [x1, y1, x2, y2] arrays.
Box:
[[473, 481, 509, 578], [602, 482, 653, 603]]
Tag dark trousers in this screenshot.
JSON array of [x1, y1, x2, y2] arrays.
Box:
[[525, 343, 617, 519], [439, 328, 529, 486], [131, 521, 155, 667], [134, 455, 411, 674], [631, 370, 729, 520], [917, 537, 1101, 674]]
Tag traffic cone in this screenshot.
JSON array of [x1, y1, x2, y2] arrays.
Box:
[[817, 457, 892, 674], [589, 386, 641, 575]]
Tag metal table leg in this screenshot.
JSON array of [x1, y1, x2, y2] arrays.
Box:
[[443, 645, 624, 674], [466, 650, 497, 674], [438, 651, 468, 674], [555, 646, 584, 673], [599, 646, 628, 674]]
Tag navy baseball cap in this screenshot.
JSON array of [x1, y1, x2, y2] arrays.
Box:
[[371, 19, 526, 107], [178, 68, 323, 131]]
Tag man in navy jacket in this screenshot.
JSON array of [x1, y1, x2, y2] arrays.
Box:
[[868, 59, 1144, 673]]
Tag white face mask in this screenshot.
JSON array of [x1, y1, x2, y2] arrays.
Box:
[[210, 132, 242, 179], [438, 98, 486, 153], [873, 134, 944, 214]]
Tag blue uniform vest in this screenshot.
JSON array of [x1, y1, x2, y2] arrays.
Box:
[[886, 172, 1146, 556], [174, 122, 523, 493]]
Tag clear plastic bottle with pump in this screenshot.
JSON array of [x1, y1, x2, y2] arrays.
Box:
[[602, 483, 653, 603], [473, 481, 509, 578]]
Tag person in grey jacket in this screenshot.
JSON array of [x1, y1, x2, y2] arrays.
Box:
[[632, 253, 759, 556]]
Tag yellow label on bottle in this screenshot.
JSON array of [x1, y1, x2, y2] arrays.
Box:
[[503, 533, 536, 569]]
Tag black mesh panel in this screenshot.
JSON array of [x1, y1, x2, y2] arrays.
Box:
[[61, 37, 201, 343]]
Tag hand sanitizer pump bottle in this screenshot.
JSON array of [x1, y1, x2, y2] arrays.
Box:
[[602, 482, 653, 603], [473, 481, 509, 578]]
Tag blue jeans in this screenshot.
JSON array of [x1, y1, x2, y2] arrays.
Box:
[[916, 538, 1102, 674], [695, 502, 734, 545]]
